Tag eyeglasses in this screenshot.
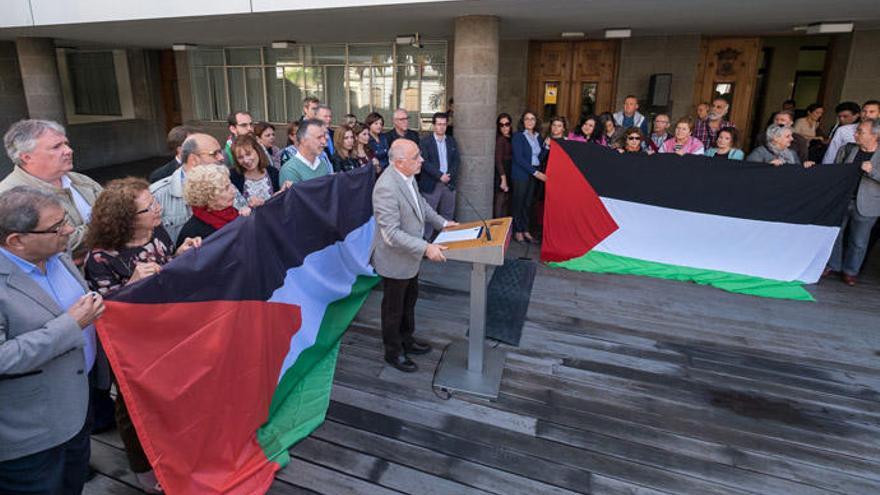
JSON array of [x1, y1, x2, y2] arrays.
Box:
[[499, 122, 511, 128], [198, 149, 224, 159], [394, 116, 409, 121], [627, 136, 641, 141], [22, 218, 70, 236], [136, 198, 159, 215]]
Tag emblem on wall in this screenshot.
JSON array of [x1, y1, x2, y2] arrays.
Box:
[[715, 48, 742, 77]]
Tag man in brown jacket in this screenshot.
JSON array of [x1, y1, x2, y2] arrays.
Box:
[[1, 119, 102, 264]]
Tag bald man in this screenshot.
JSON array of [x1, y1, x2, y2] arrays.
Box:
[[371, 139, 457, 372], [150, 133, 224, 244]]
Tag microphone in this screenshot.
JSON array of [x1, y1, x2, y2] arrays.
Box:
[[455, 188, 492, 242]]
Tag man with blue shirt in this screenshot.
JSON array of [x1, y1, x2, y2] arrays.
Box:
[[0, 186, 105, 495], [418, 112, 459, 238]]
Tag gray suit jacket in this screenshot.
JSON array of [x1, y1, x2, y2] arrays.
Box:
[[0, 253, 90, 461], [371, 168, 446, 279], [836, 143, 880, 217]]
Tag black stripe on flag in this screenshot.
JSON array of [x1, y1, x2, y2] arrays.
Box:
[[556, 140, 860, 227], [111, 165, 376, 304]]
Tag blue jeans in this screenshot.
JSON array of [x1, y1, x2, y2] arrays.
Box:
[[0, 392, 92, 495], [828, 200, 879, 276]]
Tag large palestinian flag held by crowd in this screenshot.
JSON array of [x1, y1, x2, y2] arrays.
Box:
[[96, 166, 378, 495], [542, 141, 860, 301]]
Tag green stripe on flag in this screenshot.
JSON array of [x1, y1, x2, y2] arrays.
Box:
[[550, 251, 815, 301], [256, 274, 379, 466]]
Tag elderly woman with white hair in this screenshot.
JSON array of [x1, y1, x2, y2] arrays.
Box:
[[176, 164, 251, 249], [747, 125, 816, 168]]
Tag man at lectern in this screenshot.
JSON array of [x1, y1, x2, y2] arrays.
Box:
[[371, 140, 458, 372]]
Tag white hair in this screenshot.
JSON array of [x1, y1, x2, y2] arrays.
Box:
[[4, 119, 66, 166]]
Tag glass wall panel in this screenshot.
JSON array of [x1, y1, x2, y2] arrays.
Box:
[[349, 44, 393, 65], [190, 49, 224, 67], [227, 68, 246, 114], [246, 67, 265, 120], [208, 67, 228, 120], [370, 66, 395, 120], [303, 45, 345, 65], [225, 48, 261, 66], [324, 66, 346, 124], [266, 67, 286, 123], [283, 66, 304, 121], [348, 66, 371, 122], [189, 43, 446, 125]]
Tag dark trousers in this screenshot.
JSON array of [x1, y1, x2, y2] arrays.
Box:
[[0, 391, 93, 495], [381, 275, 419, 358], [511, 177, 536, 234], [115, 392, 152, 474]]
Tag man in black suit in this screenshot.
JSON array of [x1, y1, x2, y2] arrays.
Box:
[[418, 112, 459, 238], [148, 126, 196, 183], [385, 108, 420, 146]]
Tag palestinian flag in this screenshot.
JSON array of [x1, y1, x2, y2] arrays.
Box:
[[96, 166, 378, 494], [542, 141, 860, 301]]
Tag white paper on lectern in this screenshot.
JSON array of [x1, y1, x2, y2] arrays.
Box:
[[434, 226, 482, 244]]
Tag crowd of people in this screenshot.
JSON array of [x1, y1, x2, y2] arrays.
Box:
[[494, 96, 880, 286], [0, 90, 878, 494]]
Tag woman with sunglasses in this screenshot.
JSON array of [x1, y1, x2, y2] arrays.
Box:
[[84, 178, 201, 494], [618, 127, 647, 154], [511, 111, 547, 243], [494, 113, 513, 217]]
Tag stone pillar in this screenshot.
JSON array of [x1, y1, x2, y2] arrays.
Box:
[[452, 16, 499, 222], [15, 37, 66, 124]]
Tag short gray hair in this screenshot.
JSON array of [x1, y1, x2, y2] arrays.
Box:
[[766, 124, 792, 143], [3, 119, 66, 167], [297, 118, 325, 143], [860, 118, 880, 137], [0, 186, 62, 245], [180, 135, 202, 164]]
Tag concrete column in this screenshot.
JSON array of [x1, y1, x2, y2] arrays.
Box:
[[15, 37, 66, 124], [452, 16, 499, 222]]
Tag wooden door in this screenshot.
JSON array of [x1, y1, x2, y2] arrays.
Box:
[[528, 40, 618, 128], [569, 41, 618, 125], [693, 37, 761, 148]]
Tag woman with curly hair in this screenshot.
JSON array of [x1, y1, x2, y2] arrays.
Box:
[[176, 164, 250, 249], [83, 177, 201, 494]]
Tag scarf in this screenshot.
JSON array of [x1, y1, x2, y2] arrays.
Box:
[[191, 206, 239, 230]]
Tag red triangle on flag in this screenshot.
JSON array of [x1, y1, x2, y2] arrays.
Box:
[[541, 141, 619, 262]]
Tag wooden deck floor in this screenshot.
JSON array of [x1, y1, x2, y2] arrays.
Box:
[[86, 242, 880, 495]]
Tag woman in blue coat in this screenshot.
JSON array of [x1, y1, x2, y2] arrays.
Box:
[[510, 111, 547, 243]]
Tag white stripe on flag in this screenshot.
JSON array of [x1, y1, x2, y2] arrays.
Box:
[[268, 219, 376, 382], [594, 198, 838, 283]]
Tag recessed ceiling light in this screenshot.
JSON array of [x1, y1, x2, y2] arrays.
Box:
[[271, 40, 296, 49], [561, 32, 585, 38], [605, 28, 632, 39], [172, 43, 196, 52], [806, 22, 853, 34]]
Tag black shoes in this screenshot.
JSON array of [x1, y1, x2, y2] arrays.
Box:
[[385, 354, 418, 373], [403, 340, 432, 355]]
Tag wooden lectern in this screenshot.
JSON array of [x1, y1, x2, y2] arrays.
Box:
[[432, 216, 512, 399]]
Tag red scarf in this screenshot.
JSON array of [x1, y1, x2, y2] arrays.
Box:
[[191, 206, 239, 230]]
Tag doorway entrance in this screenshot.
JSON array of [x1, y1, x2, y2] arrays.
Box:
[[159, 50, 182, 133], [527, 40, 619, 127], [693, 37, 761, 149]]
